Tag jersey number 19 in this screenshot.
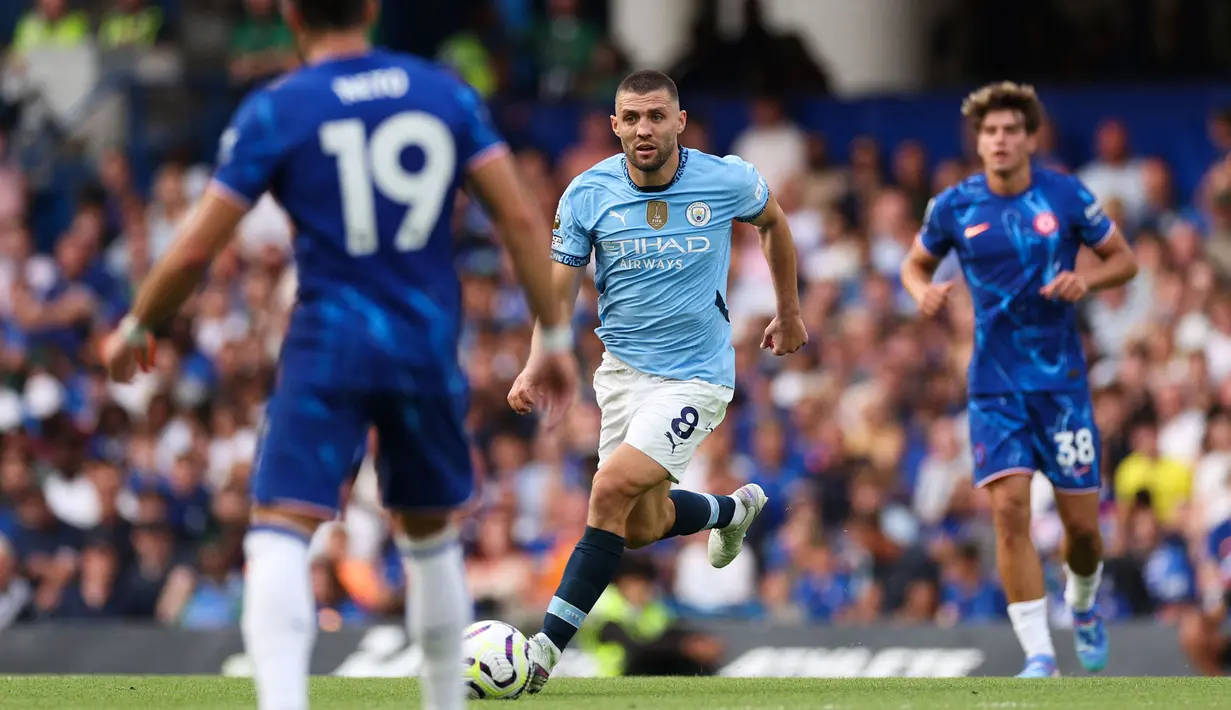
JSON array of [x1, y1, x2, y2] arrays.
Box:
[[319, 111, 456, 256]]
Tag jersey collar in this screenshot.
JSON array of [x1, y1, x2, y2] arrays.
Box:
[[622, 145, 689, 193]]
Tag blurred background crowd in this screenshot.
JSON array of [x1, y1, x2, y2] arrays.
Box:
[[2, 0, 1231, 677]]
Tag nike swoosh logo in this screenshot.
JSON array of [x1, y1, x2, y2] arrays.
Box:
[[964, 223, 991, 239]]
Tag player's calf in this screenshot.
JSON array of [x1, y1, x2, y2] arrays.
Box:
[[243, 507, 326, 710], [1056, 493, 1104, 609], [1055, 491, 1108, 673], [393, 512, 469, 710], [529, 444, 669, 693], [624, 482, 675, 549], [624, 481, 746, 549], [986, 476, 1058, 674]]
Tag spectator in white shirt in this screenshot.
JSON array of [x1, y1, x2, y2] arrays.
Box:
[[1077, 119, 1147, 229], [730, 96, 807, 196], [914, 416, 973, 527]]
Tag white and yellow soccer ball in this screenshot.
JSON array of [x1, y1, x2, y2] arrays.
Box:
[[461, 620, 532, 700]]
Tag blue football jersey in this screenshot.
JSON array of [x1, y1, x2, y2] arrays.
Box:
[[1144, 535, 1198, 606], [918, 167, 1115, 396], [551, 147, 769, 388], [212, 50, 506, 395], [1208, 520, 1231, 597]]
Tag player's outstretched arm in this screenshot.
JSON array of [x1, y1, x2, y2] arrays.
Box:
[[901, 240, 954, 317], [527, 263, 585, 363], [468, 153, 579, 427], [508, 263, 584, 416], [467, 154, 567, 332], [749, 195, 807, 355], [100, 189, 247, 381]]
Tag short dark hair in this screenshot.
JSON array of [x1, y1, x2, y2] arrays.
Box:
[[961, 81, 1043, 135], [616, 70, 678, 102], [290, 0, 368, 32]]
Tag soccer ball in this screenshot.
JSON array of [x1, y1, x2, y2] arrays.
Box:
[[461, 620, 532, 700]]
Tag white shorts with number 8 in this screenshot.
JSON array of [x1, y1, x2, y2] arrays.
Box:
[[593, 352, 734, 483]]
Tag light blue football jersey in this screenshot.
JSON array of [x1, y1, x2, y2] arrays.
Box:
[[551, 147, 769, 388]]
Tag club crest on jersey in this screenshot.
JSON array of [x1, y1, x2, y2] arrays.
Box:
[[686, 201, 712, 227], [646, 200, 669, 230], [1033, 212, 1059, 236]]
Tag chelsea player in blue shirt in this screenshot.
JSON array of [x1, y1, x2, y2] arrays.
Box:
[[507, 70, 808, 692], [98, 2, 578, 709], [902, 82, 1138, 678], [1181, 517, 1231, 675]]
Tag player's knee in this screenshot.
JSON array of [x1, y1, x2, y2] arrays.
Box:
[[588, 471, 642, 525], [393, 511, 452, 540], [988, 496, 1031, 541]]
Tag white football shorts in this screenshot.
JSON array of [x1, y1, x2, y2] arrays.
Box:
[[593, 352, 733, 483]]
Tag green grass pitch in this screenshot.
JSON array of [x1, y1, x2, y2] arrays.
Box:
[[0, 676, 1226, 709]]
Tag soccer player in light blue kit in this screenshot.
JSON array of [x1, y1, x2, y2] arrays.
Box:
[[98, 2, 578, 708], [901, 82, 1138, 678], [507, 70, 808, 691]]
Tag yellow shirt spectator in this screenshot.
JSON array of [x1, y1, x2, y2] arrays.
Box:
[[98, 3, 164, 49], [1114, 452, 1192, 523], [12, 4, 90, 54]]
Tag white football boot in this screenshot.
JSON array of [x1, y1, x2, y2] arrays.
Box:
[[707, 483, 768, 568], [525, 632, 560, 694]]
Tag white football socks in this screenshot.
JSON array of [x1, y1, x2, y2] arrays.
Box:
[[727, 495, 748, 528], [242, 528, 316, 710], [1007, 598, 1056, 660], [1064, 562, 1103, 613], [401, 526, 471, 710]]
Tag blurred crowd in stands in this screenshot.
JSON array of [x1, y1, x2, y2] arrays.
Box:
[[1, 0, 1231, 677]]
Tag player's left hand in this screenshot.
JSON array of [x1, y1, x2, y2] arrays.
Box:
[[761, 313, 808, 356], [507, 353, 579, 429], [99, 319, 156, 383], [1040, 271, 1089, 302]]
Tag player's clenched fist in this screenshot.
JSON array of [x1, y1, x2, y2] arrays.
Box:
[[508, 352, 579, 429], [99, 315, 156, 383], [1040, 271, 1088, 302], [507, 368, 536, 415], [761, 313, 808, 355], [917, 281, 955, 317]]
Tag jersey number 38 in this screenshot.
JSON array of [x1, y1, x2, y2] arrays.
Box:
[[319, 111, 456, 256], [1053, 427, 1096, 468]]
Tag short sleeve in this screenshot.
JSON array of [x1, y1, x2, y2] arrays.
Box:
[[1065, 175, 1116, 248], [211, 92, 286, 207], [723, 155, 770, 223], [550, 185, 591, 268], [454, 83, 509, 173], [918, 194, 954, 259]]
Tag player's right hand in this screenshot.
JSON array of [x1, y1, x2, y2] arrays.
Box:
[[918, 281, 954, 317], [508, 353, 579, 429], [99, 321, 156, 384]]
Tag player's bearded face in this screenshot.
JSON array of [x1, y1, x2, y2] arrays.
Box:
[[976, 109, 1036, 176], [612, 90, 685, 174]]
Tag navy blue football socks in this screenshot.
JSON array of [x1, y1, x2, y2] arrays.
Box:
[[664, 489, 737, 538], [542, 526, 625, 651]]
